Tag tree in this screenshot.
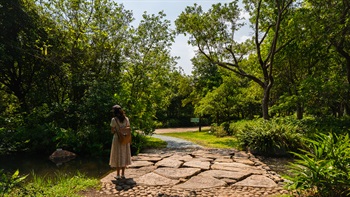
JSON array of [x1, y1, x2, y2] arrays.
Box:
[[119, 11, 178, 134], [0, 0, 49, 114], [176, 0, 295, 119], [195, 70, 259, 124], [35, 0, 133, 130], [303, 0, 350, 114]]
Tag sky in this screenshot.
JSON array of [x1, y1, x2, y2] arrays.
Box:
[[115, 0, 252, 75]]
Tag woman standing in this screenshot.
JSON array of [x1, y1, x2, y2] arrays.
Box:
[[109, 104, 131, 179]]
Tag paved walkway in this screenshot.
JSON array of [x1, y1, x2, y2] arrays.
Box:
[[84, 130, 290, 197]]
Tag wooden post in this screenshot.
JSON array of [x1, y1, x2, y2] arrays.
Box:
[[199, 116, 201, 132]]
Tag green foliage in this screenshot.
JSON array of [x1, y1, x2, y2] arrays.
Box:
[[8, 171, 98, 197], [285, 133, 350, 197], [210, 124, 227, 137], [0, 169, 27, 196], [130, 132, 147, 156], [236, 118, 305, 156]]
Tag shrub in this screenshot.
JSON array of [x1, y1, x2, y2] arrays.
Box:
[[236, 118, 305, 156], [284, 133, 350, 197], [131, 131, 147, 155], [210, 124, 227, 137]]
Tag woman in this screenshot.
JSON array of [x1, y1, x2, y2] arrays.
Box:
[[109, 104, 131, 179]]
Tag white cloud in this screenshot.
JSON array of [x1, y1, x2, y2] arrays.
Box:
[[171, 35, 196, 75], [240, 10, 250, 21], [237, 35, 251, 43]]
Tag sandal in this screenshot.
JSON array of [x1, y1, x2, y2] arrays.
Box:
[[114, 176, 121, 180], [121, 175, 126, 179]]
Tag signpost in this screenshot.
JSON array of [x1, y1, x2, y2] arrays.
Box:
[[190, 118, 199, 123], [190, 117, 201, 132]]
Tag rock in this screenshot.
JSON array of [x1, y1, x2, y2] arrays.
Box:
[[182, 160, 210, 170], [173, 175, 227, 189], [132, 156, 163, 162], [200, 170, 252, 181], [155, 158, 183, 168], [211, 162, 265, 174], [234, 151, 250, 158], [178, 154, 193, 162], [154, 167, 201, 179], [134, 172, 180, 186], [234, 175, 278, 187], [215, 158, 234, 163], [125, 166, 157, 178], [233, 158, 256, 166], [49, 149, 76, 164], [128, 160, 154, 168]]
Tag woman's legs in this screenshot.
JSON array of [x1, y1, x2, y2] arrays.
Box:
[[121, 167, 126, 177], [116, 167, 121, 177]]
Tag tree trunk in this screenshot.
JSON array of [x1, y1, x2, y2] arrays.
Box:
[[262, 86, 271, 120], [296, 102, 303, 119]]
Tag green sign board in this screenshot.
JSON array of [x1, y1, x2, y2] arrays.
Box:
[[190, 118, 200, 123]]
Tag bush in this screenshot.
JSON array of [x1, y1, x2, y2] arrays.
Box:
[[131, 131, 147, 156], [210, 123, 227, 137], [285, 133, 350, 197], [236, 118, 305, 156]]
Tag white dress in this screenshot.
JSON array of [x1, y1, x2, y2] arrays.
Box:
[[109, 117, 131, 168]]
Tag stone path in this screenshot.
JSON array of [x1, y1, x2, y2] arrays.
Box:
[[97, 148, 290, 197]]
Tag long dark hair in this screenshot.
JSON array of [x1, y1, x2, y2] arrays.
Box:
[[112, 105, 126, 122]]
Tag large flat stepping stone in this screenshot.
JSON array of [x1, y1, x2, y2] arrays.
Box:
[[183, 160, 210, 170], [192, 157, 213, 162], [155, 158, 183, 168], [211, 162, 264, 174], [234, 158, 255, 166], [233, 151, 251, 158], [200, 170, 252, 181], [132, 156, 163, 162], [154, 167, 201, 179], [178, 154, 193, 162], [173, 175, 227, 189], [134, 172, 180, 186], [125, 166, 157, 178], [215, 158, 234, 163], [128, 160, 154, 168], [234, 175, 278, 187], [192, 151, 222, 159]]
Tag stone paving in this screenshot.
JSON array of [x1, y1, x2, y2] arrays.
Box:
[[97, 148, 290, 197]]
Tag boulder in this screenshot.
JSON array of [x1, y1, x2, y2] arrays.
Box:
[[49, 149, 76, 164]]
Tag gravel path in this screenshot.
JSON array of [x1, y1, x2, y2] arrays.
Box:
[[151, 134, 203, 149], [154, 126, 211, 134]]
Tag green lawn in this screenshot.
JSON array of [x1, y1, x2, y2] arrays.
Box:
[[159, 131, 240, 149]]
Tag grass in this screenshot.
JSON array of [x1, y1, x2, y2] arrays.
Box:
[[7, 171, 99, 197], [160, 130, 240, 149], [143, 135, 168, 149]]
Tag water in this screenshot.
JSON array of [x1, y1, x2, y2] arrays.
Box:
[[0, 153, 112, 180]]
